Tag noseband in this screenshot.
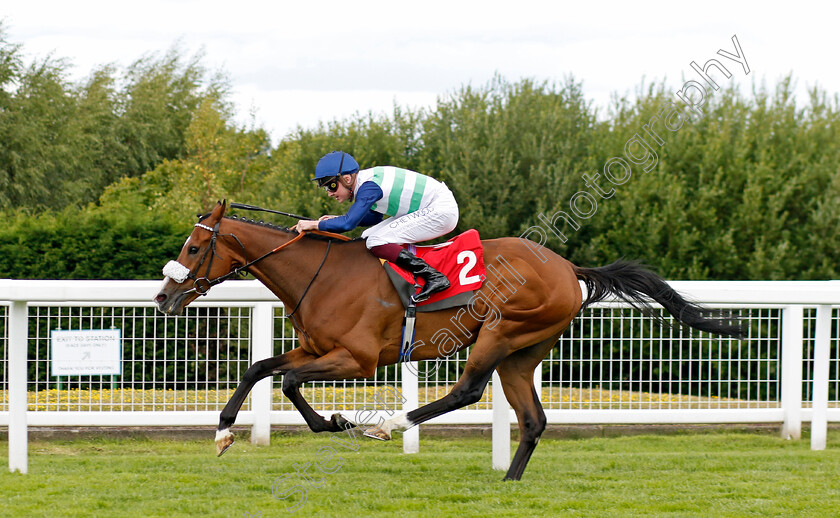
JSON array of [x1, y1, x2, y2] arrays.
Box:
[[169, 221, 234, 296]]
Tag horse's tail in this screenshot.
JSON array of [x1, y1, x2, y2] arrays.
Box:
[[573, 260, 744, 339]]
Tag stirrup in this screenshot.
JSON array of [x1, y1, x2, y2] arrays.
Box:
[[411, 276, 450, 303], [410, 282, 427, 304]]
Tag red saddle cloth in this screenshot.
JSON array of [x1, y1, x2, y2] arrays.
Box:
[[385, 229, 485, 308]]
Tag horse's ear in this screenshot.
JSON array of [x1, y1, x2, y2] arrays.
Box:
[[211, 200, 227, 220]]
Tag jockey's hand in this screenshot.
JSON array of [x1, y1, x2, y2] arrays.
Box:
[[292, 220, 319, 233], [318, 215, 338, 221]]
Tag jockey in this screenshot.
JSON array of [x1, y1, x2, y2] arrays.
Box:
[[292, 151, 459, 302]]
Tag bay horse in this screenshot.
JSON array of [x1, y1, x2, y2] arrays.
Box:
[[154, 201, 742, 481]]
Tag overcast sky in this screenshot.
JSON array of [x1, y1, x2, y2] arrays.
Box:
[[3, 1, 838, 144]]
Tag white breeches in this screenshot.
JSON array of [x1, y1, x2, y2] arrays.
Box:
[[362, 186, 459, 248]]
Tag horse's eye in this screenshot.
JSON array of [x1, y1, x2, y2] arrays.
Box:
[[188, 246, 200, 255]]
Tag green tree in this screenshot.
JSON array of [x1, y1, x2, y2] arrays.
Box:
[[115, 47, 229, 180], [99, 96, 271, 215], [0, 29, 230, 211], [418, 76, 597, 239], [250, 107, 425, 231], [568, 77, 840, 280]]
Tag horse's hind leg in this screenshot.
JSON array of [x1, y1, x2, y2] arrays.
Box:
[[495, 335, 559, 481], [367, 333, 512, 440], [369, 331, 559, 481]]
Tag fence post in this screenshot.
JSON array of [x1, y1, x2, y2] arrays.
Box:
[[8, 300, 28, 474], [250, 303, 274, 446], [492, 371, 510, 471], [781, 305, 804, 440], [811, 305, 832, 450], [401, 361, 419, 454], [533, 362, 542, 402]]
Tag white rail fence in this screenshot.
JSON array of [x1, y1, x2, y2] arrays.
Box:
[[2, 279, 839, 474]]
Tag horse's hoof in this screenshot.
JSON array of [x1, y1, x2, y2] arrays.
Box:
[[363, 427, 391, 441], [330, 413, 355, 430], [215, 429, 235, 457]]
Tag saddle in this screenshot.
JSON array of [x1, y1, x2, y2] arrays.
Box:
[[383, 229, 485, 312]]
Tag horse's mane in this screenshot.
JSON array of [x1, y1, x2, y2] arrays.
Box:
[[196, 212, 362, 244]]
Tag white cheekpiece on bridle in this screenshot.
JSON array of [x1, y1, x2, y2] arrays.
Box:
[[162, 260, 191, 283]]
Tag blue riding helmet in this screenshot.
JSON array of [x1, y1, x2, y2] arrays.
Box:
[[312, 151, 360, 187]]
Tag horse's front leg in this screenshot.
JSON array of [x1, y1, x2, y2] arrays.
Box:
[[280, 346, 374, 434], [215, 347, 315, 456]]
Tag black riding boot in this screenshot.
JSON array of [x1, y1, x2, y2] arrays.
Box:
[[395, 249, 451, 302]]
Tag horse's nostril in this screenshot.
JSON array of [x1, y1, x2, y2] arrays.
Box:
[[155, 293, 167, 304]]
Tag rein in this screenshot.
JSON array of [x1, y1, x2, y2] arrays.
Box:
[[181, 221, 350, 317], [287, 240, 331, 319]]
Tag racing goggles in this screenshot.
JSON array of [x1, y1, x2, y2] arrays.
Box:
[[319, 176, 341, 193]]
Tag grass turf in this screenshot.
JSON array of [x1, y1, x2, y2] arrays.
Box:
[[2, 429, 840, 517]]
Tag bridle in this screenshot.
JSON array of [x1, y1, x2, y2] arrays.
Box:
[[183, 221, 230, 295], [182, 220, 307, 296], [177, 219, 348, 320]]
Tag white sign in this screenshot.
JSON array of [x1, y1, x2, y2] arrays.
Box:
[[51, 329, 122, 376]]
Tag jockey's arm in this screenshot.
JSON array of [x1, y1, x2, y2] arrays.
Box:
[[318, 182, 384, 233]]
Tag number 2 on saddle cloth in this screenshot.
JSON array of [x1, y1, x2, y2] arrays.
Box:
[[381, 229, 486, 362], [383, 229, 486, 311]]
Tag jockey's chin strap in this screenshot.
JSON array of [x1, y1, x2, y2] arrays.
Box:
[[340, 174, 356, 201]]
